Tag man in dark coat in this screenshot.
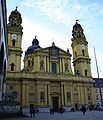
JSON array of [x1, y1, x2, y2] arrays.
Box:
[[82, 105, 86, 115]]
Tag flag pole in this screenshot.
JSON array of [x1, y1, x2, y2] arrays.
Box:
[[94, 46, 99, 78], [94, 46, 102, 105]]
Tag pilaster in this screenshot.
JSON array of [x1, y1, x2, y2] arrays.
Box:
[[44, 85, 47, 105], [37, 84, 40, 105]]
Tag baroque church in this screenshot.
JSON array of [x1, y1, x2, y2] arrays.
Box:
[[6, 8, 95, 111]]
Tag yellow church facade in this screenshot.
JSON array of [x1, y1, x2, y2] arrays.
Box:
[[6, 8, 95, 111]]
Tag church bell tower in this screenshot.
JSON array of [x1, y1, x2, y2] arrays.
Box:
[[71, 21, 92, 77], [7, 7, 23, 72]]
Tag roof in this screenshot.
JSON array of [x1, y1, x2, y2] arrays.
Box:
[[25, 36, 42, 55], [73, 22, 83, 30]]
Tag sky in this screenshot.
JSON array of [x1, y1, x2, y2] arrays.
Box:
[[6, 0, 103, 78]]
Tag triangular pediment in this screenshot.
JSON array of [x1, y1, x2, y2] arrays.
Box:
[[33, 45, 72, 57]]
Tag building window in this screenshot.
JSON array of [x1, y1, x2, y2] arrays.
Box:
[[11, 63, 14, 71], [52, 63, 56, 74], [40, 92, 44, 101], [67, 93, 71, 101], [88, 95, 90, 101], [75, 51, 77, 58], [85, 69, 87, 76], [65, 63, 68, 71], [87, 88, 90, 92], [40, 61, 44, 69], [96, 94, 99, 100], [75, 70, 80, 75], [12, 40, 15, 47], [82, 50, 85, 56], [10, 86, 13, 90], [95, 88, 98, 93], [28, 60, 30, 67]]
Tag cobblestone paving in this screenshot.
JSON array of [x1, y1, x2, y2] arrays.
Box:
[[1, 111, 103, 120]]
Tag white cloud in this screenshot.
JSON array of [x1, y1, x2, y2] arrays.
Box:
[[21, 16, 103, 78], [89, 47, 103, 78], [21, 17, 72, 68], [20, 0, 103, 78]]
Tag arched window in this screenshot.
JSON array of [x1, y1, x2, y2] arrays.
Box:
[[52, 63, 56, 74], [28, 60, 30, 67], [95, 88, 98, 93], [96, 94, 98, 100], [10, 86, 13, 90], [75, 51, 77, 58], [40, 92, 44, 101], [11, 63, 14, 71], [85, 69, 87, 76], [88, 95, 90, 101], [12, 40, 15, 47], [67, 92, 71, 101], [82, 50, 85, 56], [87, 88, 90, 92]]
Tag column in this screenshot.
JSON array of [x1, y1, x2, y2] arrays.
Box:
[[44, 85, 47, 105], [26, 84, 29, 106], [64, 85, 67, 105], [57, 63, 59, 73], [48, 84, 51, 105], [62, 58, 65, 73], [70, 83, 73, 105], [59, 58, 62, 73], [61, 85, 64, 105], [80, 85, 84, 104], [84, 85, 88, 104], [78, 84, 81, 104], [91, 84, 95, 104], [37, 56, 40, 71], [47, 57, 50, 72], [22, 83, 26, 106], [44, 57, 46, 72], [37, 84, 40, 105]]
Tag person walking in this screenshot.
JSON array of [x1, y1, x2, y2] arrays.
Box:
[[30, 105, 35, 118], [60, 106, 63, 114], [82, 105, 86, 115]]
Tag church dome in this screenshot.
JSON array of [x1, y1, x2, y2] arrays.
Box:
[[9, 7, 22, 26], [25, 36, 42, 55], [11, 8, 21, 18], [73, 21, 82, 30]]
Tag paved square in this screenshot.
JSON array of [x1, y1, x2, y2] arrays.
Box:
[[1, 111, 103, 120]]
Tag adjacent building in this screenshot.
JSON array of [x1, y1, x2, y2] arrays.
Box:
[[93, 78, 103, 105], [0, 0, 8, 101], [6, 8, 95, 111]]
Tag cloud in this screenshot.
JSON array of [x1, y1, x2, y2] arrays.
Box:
[[89, 47, 103, 78], [21, 17, 72, 68], [20, 0, 103, 78], [22, 0, 103, 32], [21, 16, 103, 78]]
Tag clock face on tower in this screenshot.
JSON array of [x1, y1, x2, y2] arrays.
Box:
[[12, 34, 17, 39], [81, 44, 85, 49]]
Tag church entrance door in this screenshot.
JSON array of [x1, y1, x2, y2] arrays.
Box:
[[52, 97, 58, 111]]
